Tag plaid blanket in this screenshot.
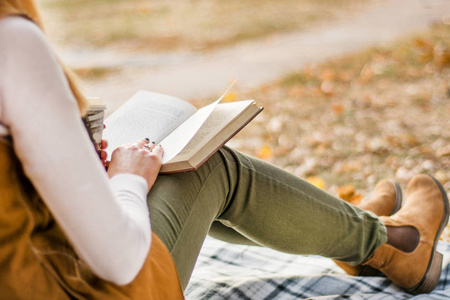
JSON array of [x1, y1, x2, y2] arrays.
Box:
[[185, 236, 450, 299]]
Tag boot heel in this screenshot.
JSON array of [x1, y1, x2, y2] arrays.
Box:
[[408, 251, 443, 294]]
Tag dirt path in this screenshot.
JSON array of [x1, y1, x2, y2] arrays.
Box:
[[60, 0, 450, 114]]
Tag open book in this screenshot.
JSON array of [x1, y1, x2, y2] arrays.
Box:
[[103, 91, 263, 173]]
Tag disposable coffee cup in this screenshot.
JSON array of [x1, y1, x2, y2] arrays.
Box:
[[83, 97, 106, 152]]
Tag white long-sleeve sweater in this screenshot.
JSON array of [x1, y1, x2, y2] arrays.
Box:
[[0, 16, 152, 285]]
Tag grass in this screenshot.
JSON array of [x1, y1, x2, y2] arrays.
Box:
[[38, 0, 371, 52]]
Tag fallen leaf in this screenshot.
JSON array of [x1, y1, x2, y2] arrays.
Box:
[[360, 64, 373, 83], [332, 103, 344, 115], [319, 68, 336, 81], [337, 184, 355, 201], [338, 70, 353, 82], [437, 145, 450, 157], [223, 92, 238, 102], [337, 161, 362, 173], [336, 184, 363, 205], [303, 65, 316, 80], [400, 133, 420, 147], [320, 80, 334, 96], [256, 145, 273, 160], [434, 171, 449, 184], [366, 137, 390, 153], [414, 38, 435, 63], [307, 176, 325, 189], [434, 43, 450, 69], [350, 194, 363, 205]]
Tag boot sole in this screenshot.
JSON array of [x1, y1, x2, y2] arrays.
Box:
[[358, 181, 403, 277], [407, 175, 449, 294]]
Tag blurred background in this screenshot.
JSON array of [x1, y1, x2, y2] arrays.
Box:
[[38, 0, 449, 235]]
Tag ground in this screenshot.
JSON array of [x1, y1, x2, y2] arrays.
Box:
[[38, 0, 450, 238], [224, 23, 450, 239], [40, 0, 371, 52]]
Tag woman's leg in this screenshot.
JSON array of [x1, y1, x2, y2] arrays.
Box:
[[147, 146, 387, 289], [209, 221, 259, 246]]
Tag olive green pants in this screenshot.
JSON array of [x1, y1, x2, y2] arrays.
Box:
[[147, 146, 387, 289]]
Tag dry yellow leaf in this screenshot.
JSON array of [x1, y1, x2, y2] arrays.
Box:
[[400, 133, 420, 147], [319, 68, 336, 81], [414, 38, 434, 50], [337, 184, 355, 201], [256, 145, 273, 160], [320, 80, 334, 96], [414, 38, 435, 63], [222, 92, 238, 103], [306, 176, 325, 189], [350, 194, 363, 205], [437, 145, 450, 157], [338, 70, 353, 82], [434, 43, 450, 69], [386, 135, 401, 148], [434, 171, 449, 184], [303, 65, 316, 80], [360, 64, 373, 83], [332, 103, 344, 115], [337, 184, 363, 205], [337, 161, 362, 173]]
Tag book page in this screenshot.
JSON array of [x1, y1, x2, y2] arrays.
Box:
[[159, 83, 237, 163], [167, 100, 255, 163], [104, 91, 197, 159], [160, 99, 221, 163]]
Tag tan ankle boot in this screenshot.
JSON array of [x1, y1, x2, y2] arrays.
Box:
[[362, 174, 449, 294], [334, 179, 402, 276]]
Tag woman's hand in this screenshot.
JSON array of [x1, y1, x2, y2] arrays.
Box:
[[98, 125, 109, 169], [99, 139, 108, 168], [107, 139, 164, 192]]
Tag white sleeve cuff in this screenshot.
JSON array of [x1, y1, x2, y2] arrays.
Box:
[[109, 173, 151, 232], [109, 174, 148, 204]]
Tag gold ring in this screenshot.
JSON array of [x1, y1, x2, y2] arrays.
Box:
[[143, 145, 152, 151]]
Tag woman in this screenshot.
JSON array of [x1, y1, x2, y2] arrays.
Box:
[[0, 0, 448, 298]]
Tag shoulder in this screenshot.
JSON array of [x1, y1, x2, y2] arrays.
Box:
[[0, 16, 49, 56], [0, 15, 68, 121], [0, 15, 41, 36], [0, 15, 59, 84]]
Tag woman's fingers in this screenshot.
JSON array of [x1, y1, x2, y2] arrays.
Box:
[[98, 140, 108, 169], [99, 149, 108, 160], [107, 140, 164, 191], [100, 139, 108, 150], [151, 144, 164, 157], [131, 138, 150, 149], [142, 142, 163, 159]]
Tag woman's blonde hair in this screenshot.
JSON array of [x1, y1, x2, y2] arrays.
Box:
[[0, 0, 89, 114]]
